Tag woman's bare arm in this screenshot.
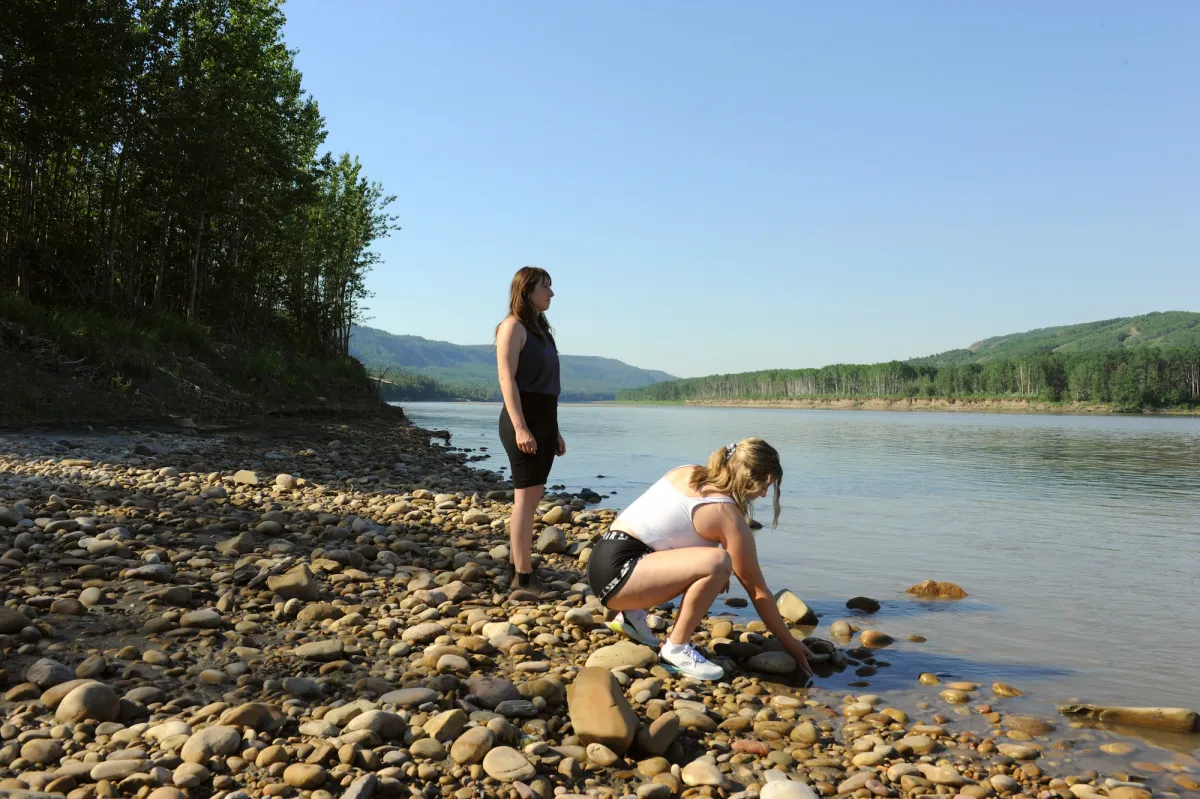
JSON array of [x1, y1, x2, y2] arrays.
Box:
[[714, 506, 813, 674]]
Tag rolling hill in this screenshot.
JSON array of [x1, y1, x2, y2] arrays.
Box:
[[350, 325, 675, 401], [617, 311, 1200, 410], [908, 311, 1200, 366]]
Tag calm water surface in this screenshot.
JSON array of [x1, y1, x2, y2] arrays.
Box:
[[399, 401, 1200, 723]]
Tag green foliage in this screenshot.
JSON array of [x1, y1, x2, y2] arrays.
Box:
[[351, 325, 676, 401], [0, 291, 211, 376], [0, 0, 397, 357], [0, 291, 375, 421], [620, 344, 1200, 411]]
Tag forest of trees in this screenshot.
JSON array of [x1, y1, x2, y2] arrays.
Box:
[[0, 0, 396, 357], [618, 348, 1200, 412], [372, 369, 629, 403]]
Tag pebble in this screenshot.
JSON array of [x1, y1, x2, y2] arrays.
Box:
[[20, 738, 64, 765], [860, 629, 894, 647], [173, 763, 212, 788], [181, 608, 222, 628], [467, 676, 521, 708], [344, 709, 407, 740], [998, 743, 1041, 760], [283, 763, 327, 789], [920, 765, 971, 787], [1007, 716, 1057, 736], [91, 759, 145, 781], [746, 650, 796, 674], [381, 687, 436, 706], [0, 607, 30, 633], [1108, 788, 1153, 799], [149, 789, 187, 799], [762, 782, 820, 799], [1101, 742, 1137, 755], [24, 658, 74, 688], [840, 772, 877, 793], [180, 726, 241, 764], [54, 681, 119, 723], [896, 735, 937, 755], [482, 746, 536, 782], [584, 642, 658, 669], [587, 742, 619, 766], [410, 737, 447, 760], [450, 726, 494, 764], [846, 596, 881, 613], [682, 757, 726, 787], [991, 775, 1021, 794]]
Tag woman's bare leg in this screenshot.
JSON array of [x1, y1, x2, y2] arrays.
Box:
[[509, 484, 544, 576], [606, 547, 732, 645]]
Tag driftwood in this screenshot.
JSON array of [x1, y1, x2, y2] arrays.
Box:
[[1058, 704, 1199, 733], [246, 556, 298, 589]]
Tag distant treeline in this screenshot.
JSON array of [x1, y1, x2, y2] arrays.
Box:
[[1, 0, 396, 357], [617, 349, 1200, 411], [375, 371, 620, 403]]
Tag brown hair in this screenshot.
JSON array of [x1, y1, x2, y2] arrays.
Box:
[[690, 437, 784, 528], [497, 266, 554, 344]]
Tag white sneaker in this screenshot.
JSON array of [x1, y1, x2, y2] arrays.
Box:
[[659, 643, 725, 681], [605, 610, 659, 647]]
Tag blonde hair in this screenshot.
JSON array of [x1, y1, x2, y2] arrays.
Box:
[[496, 266, 554, 344], [690, 437, 783, 528]]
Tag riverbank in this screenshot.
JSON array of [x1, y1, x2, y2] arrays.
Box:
[[0, 294, 385, 426], [0, 417, 1196, 799], [674, 398, 1200, 415]]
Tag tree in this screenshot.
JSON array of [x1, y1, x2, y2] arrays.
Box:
[[0, 0, 398, 357]]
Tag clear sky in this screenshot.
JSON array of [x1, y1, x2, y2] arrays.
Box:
[[282, 2, 1199, 378]]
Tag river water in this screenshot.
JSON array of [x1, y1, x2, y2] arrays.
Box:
[[398, 401, 1200, 736]]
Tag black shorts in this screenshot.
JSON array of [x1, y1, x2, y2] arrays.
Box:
[[499, 391, 558, 489], [587, 530, 653, 605]]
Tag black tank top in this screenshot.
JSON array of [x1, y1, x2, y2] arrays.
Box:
[[516, 321, 561, 397]]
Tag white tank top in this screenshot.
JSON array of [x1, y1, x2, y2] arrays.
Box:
[[611, 467, 735, 551]]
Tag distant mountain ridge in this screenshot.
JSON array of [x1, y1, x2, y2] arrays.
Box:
[[350, 325, 675, 401]]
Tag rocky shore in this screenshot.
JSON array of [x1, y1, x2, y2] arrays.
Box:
[[0, 414, 1195, 799]]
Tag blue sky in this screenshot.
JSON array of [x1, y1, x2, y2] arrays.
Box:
[[283, 2, 1199, 378]]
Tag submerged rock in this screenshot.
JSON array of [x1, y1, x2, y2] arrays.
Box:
[[906, 579, 968, 599]]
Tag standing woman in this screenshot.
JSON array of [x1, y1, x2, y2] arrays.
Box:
[[496, 266, 565, 593]]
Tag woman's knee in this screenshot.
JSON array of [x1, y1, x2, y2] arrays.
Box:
[[512, 486, 544, 510], [707, 548, 733, 578]]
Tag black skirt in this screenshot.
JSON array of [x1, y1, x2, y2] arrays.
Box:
[[499, 390, 558, 489]]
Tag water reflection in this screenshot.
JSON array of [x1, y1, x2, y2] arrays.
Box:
[[1071, 720, 1200, 755]]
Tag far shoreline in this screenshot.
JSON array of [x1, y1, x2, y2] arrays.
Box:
[[673, 397, 1200, 415], [391, 397, 1200, 416]]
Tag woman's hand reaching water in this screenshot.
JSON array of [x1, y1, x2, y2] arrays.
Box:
[[786, 638, 816, 677]]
